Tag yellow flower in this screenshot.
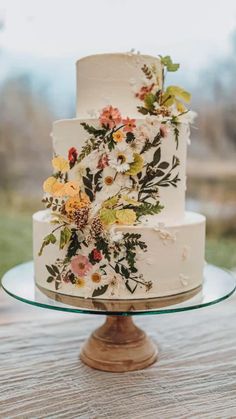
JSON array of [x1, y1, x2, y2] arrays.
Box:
[[43, 176, 57, 193], [116, 209, 137, 225], [112, 130, 125, 143], [75, 277, 85, 288], [65, 194, 90, 214], [52, 156, 70, 173], [63, 181, 80, 197]]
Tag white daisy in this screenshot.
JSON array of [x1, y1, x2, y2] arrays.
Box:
[[96, 167, 132, 203], [97, 167, 122, 200], [109, 143, 134, 173], [84, 264, 106, 288]]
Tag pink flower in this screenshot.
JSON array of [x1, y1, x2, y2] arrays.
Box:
[[99, 106, 122, 129], [97, 154, 109, 169], [122, 117, 136, 133], [160, 124, 169, 138], [71, 254, 92, 276]]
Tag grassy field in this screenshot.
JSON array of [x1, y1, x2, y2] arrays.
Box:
[[0, 211, 236, 279]]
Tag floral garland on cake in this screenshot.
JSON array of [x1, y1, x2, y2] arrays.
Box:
[[39, 55, 193, 297]]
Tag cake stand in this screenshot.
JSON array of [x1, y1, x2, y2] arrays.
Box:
[[2, 262, 235, 372]]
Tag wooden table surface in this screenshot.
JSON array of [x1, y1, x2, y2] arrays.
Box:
[[0, 285, 236, 419]]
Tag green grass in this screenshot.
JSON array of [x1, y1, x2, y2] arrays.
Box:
[[0, 211, 235, 279], [0, 212, 32, 279], [206, 238, 236, 270]]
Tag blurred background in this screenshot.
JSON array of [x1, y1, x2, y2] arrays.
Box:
[[0, 0, 236, 277]]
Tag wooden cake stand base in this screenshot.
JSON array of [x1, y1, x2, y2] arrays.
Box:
[[80, 315, 158, 372]]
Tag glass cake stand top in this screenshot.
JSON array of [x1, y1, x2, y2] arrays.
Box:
[[2, 261, 235, 373], [2, 261, 235, 316]]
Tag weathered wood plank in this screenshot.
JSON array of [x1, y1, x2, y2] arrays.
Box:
[[0, 289, 235, 418]]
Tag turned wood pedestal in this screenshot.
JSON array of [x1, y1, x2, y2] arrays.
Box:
[[80, 315, 158, 372]]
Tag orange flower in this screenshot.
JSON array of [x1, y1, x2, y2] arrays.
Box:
[[136, 83, 155, 100], [52, 182, 66, 197], [63, 181, 80, 197], [65, 194, 90, 214], [99, 106, 122, 129], [112, 130, 125, 142], [122, 117, 136, 133]]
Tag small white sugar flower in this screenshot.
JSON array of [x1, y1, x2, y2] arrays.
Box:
[[110, 228, 123, 243]]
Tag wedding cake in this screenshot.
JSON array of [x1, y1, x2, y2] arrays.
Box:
[[33, 52, 205, 300]]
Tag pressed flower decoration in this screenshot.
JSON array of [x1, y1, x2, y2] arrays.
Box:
[[40, 55, 193, 297]]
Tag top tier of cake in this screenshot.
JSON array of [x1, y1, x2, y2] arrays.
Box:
[[50, 52, 193, 224], [76, 53, 163, 118]]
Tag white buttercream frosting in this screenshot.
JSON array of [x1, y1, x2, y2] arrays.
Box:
[[76, 53, 162, 118], [33, 210, 205, 299]]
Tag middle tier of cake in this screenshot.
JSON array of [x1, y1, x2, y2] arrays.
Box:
[[52, 117, 189, 223]]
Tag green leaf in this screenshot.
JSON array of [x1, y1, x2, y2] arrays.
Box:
[[115, 264, 120, 274], [99, 208, 117, 225], [158, 161, 169, 169], [95, 237, 111, 261], [115, 209, 137, 225], [66, 230, 82, 259], [121, 195, 140, 207], [94, 169, 103, 185], [46, 276, 54, 283], [137, 106, 149, 115], [45, 264, 57, 276], [141, 64, 153, 80], [166, 85, 191, 103], [126, 132, 135, 143], [84, 187, 94, 202], [125, 280, 137, 294], [125, 153, 144, 176], [144, 93, 156, 111], [38, 233, 56, 256], [155, 169, 165, 177], [160, 55, 180, 72], [151, 147, 161, 167], [135, 202, 164, 218], [82, 175, 93, 189], [80, 122, 107, 138], [102, 195, 119, 209], [121, 265, 130, 279], [51, 265, 60, 274], [92, 284, 109, 297], [161, 92, 175, 107], [59, 226, 72, 250]]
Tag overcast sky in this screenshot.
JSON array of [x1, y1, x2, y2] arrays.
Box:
[[1, 0, 236, 72]]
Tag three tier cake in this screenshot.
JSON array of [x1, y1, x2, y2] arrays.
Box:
[[33, 52, 205, 299]]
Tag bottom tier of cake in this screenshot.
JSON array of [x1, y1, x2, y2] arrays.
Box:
[[33, 210, 205, 300]]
